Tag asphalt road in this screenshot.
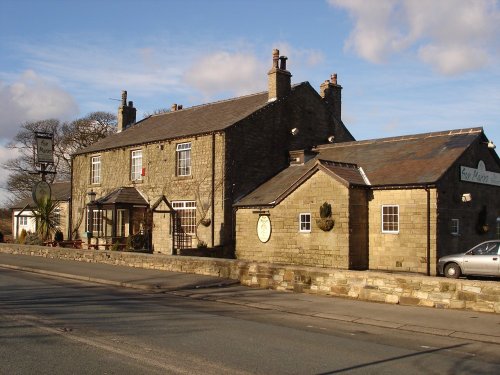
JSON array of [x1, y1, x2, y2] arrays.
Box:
[[1, 268, 499, 375]]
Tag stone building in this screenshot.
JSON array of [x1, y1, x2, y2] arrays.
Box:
[[234, 128, 500, 275], [70, 49, 354, 254], [11, 182, 71, 240]]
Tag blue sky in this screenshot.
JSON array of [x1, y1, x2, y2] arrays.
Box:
[[1, 0, 499, 203]]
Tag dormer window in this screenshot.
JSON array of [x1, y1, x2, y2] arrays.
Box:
[[176, 142, 191, 176]]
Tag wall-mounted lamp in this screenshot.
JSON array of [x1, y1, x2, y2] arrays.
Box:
[[483, 140, 496, 149], [87, 189, 96, 203], [327, 135, 335, 143], [291, 128, 299, 136], [461, 193, 472, 202]]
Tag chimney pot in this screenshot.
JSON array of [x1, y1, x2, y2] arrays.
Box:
[[279, 56, 288, 71], [272, 49, 280, 68], [331, 73, 338, 85], [171, 103, 178, 112], [121, 90, 127, 106]]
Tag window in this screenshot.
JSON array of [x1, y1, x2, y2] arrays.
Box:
[[172, 201, 196, 235], [131, 150, 142, 181], [53, 207, 61, 227], [87, 209, 103, 235], [19, 216, 28, 226], [176, 142, 191, 176], [451, 219, 460, 235], [382, 205, 399, 233], [91, 156, 101, 184], [469, 242, 499, 255], [299, 213, 311, 233]]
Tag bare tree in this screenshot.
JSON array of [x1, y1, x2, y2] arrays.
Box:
[[3, 112, 116, 203]]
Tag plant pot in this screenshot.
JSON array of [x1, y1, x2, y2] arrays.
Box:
[[316, 218, 334, 231]]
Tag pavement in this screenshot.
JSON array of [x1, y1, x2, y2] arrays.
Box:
[[1, 252, 500, 345]]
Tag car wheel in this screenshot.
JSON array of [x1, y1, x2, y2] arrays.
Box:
[[444, 263, 461, 279]]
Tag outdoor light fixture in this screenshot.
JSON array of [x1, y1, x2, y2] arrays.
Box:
[[88, 189, 96, 203], [482, 140, 496, 149], [461, 193, 472, 202], [291, 128, 299, 136]]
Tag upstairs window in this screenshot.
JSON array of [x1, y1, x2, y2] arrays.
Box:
[[382, 205, 399, 233], [451, 219, 460, 235], [299, 213, 311, 233], [176, 142, 191, 176], [131, 150, 142, 181], [91, 156, 101, 184]]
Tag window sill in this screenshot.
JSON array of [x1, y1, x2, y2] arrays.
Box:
[[175, 175, 193, 181]]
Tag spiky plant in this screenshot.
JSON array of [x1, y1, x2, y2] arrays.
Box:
[[32, 196, 60, 241]]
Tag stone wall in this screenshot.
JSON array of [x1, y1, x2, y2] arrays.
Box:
[[71, 133, 226, 251], [235, 170, 354, 268], [2, 244, 498, 314], [368, 188, 438, 275]]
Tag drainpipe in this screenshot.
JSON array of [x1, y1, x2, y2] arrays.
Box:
[[211, 133, 216, 248], [69, 156, 73, 240], [426, 186, 431, 276]]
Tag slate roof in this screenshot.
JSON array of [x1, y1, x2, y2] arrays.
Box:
[[92, 187, 149, 206], [234, 159, 368, 207], [234, 127, 485, 207], [11, 182, 71, 209], [314, 127, 484, 186], [75, 88, 277, 155]]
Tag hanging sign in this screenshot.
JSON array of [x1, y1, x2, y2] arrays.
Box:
[[257, 215, 271, 243], [35, 132, 54, 164], [460, 160, 500, 187], [32, 181, 51, 205]]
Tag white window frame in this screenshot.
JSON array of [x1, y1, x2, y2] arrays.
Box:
[[131, 150, 142, 181], [176, 142, 192, 176], [382, 205, 399, 233], [91, 155, 101, 184], [451, 218, 460, 235], [299, 213, 311, 233], [19, 216, 28, 226], [172, 201, 196, 235], [92, 209, 103, 235]]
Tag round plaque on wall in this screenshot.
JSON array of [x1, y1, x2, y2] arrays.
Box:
[[257, 215, 271, 243]]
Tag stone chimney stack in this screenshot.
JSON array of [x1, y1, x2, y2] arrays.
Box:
[[117, 90, 137, 133], [267, 48, 292, 102], [319, 73, 342, 121]]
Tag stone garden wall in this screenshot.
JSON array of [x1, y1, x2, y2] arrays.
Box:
[[1, 243, 498, 314]]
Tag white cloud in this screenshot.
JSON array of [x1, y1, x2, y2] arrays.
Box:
[[0, 70, 78, 140], [328, 0, 500, 75], [183, 51, 267, 97]]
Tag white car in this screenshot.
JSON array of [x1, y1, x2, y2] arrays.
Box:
[[438, 240, 500, 278]]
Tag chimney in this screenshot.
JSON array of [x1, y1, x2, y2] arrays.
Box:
[[117, 90, 137, 133], [267, 48, 292, 102], [171, 103, 178, 112], [319, 73, 342, 120]]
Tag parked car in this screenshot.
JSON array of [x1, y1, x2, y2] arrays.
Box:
[[438, 240, 500, 278]]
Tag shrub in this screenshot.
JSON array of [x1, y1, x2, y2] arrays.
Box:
[[25, 232, 43, 245], [18, 229, 27, 244], [197, 241, 208, 249], [54, 230, 64, 242], [319, 202, 332, 219]]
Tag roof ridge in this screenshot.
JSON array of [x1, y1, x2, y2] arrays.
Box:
[[314, 127, 483, 150], [148, 82, 309, 119]]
